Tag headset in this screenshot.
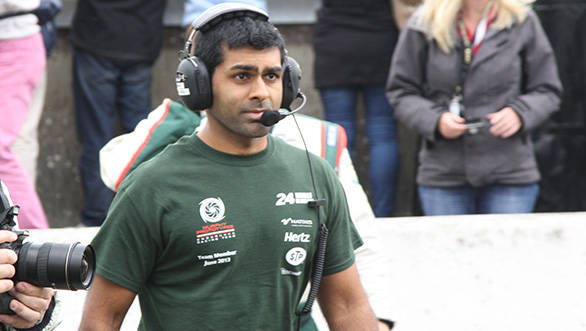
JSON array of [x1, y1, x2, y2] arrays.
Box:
[[175, 2, 303, 124]]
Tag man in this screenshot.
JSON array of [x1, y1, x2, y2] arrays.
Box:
[[0, 181, 57, 330], [80, 3, 379, 330], [70, 0, 167, 226], [98, 101, 393, 330]]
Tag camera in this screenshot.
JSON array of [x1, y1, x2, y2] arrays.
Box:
[[464, 118, 487, 135], [0, 183, 95, 314]]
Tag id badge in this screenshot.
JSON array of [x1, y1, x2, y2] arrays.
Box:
[[449, 96, 464, 116]]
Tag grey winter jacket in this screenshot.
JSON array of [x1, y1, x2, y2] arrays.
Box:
[[386, 9, 562, 187]]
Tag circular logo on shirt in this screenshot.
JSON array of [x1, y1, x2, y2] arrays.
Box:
[[285, 247, 307, 266], [199, 197, 226, 223]]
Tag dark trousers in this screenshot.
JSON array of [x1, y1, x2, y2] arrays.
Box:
[[73, 48, 152, 226], [320, 85, 399, 217]]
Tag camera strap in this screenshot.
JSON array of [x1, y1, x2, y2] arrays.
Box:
[[0, 206, 18, 227]]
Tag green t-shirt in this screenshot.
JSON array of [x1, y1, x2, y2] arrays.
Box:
[[92, 134, 362, 331]]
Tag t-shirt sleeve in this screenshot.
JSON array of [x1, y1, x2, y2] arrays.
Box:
[[319, 161, 363, 276], [91, 180, 163, 293]]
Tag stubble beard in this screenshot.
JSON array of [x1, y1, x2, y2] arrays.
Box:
[[211, 108, 271, 140]]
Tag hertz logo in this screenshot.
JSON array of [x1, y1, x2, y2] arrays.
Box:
[[284, 232, 310, 243]]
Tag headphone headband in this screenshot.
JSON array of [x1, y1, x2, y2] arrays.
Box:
[[191, 2, 269, 32]]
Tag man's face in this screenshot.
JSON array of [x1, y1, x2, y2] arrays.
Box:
[[207, 45, 283, 140]]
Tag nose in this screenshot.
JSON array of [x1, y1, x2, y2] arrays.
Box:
[[249, 76, 270, 101]]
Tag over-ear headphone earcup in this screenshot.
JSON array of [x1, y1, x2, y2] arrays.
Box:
[[281, 56, 302, 110], [176, 56, 212, 111]]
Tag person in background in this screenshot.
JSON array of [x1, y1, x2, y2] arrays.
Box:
[[313, 0, 400, 218], [0, 0, 49, 229], [13, 0, 60, 193], [387, 0, 562, 215], [70, 0, 167, 226]]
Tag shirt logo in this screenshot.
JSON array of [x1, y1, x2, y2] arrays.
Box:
[[280, 268, 302, 276], [197, 250, 237, 267], [285, 247, 307, 266], [199, 197, 225, 223], [195, 222, 236, 244], [281, 218, 313, 227], [275, 192, 313, 206], [284, 232, 311, 243]]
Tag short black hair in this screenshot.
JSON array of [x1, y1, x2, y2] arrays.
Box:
[[192, 16, 286, 78]]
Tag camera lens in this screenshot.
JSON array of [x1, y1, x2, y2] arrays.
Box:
[[15, 242, 96, 290], [80, 259, 89, 282]]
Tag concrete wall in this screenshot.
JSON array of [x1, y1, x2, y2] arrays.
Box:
[[30, 212, 586, 330]]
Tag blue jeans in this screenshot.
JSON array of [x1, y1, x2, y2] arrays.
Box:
[[73, 48, 152, 226], [320, 86, 399, 217], [418, 183, 540, 216]]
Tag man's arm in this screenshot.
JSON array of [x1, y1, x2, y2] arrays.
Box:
[[79, 275, 136, 331], [318, 263, 378, 331], [336, 149, 393, 329]]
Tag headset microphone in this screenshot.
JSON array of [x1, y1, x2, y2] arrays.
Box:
[[260, 92, 307, 126]]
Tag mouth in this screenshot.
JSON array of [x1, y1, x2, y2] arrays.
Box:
[[243, 109, 269, 121]]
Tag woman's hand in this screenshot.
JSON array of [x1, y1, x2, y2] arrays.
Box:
[[437, 112, 467, 139], [486, 107, 522, 138]]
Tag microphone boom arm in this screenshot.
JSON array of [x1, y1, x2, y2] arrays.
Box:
[[260, 92, 307, 127]]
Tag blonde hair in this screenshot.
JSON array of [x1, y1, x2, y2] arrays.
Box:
[[417, 0, 535, 53]]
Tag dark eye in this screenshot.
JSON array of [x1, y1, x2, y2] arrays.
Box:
[[234, 73, 249, 81], [265, 73, 279, 81]]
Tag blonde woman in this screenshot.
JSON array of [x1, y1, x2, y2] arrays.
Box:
[[386, 0, 562, 215]]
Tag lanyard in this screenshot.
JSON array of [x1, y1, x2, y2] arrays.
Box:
[[457, 15, 489, 65], [450, 6, 494, 117], [452, 12, 491, 108]]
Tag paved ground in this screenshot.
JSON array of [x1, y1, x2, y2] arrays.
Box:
[[27, 212, 586, 330]]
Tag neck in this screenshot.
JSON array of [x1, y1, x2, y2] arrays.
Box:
[[462, 0, 491, 29], [462, 0, 491, 20], [197, 121, 268, 155]]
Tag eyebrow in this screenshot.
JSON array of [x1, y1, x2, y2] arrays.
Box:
[[229, 64, 282, 73]]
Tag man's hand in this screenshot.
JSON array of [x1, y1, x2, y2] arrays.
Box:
[[0, 282, 54, 328], [0, 230, 54, 328], [0, 231, 17, 293], [437, 112, 467, 139], [486, 107, 522, 138]]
